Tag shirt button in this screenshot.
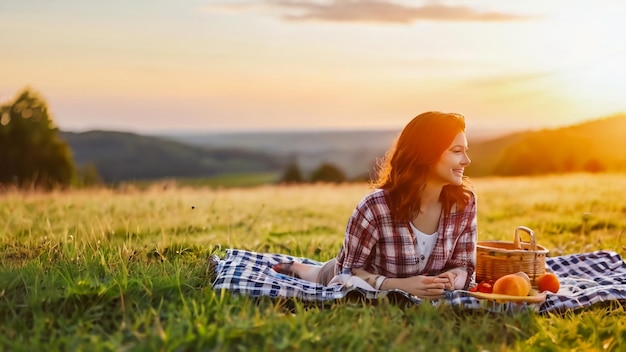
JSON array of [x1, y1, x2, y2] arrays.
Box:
[[420, 255, 425, 261]]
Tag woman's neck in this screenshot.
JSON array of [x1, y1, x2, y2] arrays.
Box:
[[420, 184, 443, 208], [413, 184, 443, 234]]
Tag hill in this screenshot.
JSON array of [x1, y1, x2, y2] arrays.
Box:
[[162, 115, 626, 179], [60, 130, 283, 183], [164, 114, 626, 179], [161, 129, 401, 179], [59, 114, 626, 184], [466, 114, 626, 177]]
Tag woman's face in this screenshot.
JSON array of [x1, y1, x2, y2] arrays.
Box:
[[428, 132, 471, 186]]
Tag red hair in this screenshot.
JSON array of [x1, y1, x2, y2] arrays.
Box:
[[372, 111, 473, 223]]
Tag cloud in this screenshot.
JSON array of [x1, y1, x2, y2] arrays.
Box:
[[205, 0, 532, 24]]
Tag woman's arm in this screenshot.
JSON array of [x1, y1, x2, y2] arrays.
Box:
[[382, 276, 450, 299], [335, 197, 381, 274], [352, 268, 450, 299], [442, 194, 478, 289]]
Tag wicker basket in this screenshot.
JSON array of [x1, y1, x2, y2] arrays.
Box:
[[476, 226, 549, 286]]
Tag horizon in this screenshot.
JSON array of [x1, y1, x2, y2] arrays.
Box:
[[61, 121, 521, 135], [60, 112, 621, 138], [2, 1, 625, 133]]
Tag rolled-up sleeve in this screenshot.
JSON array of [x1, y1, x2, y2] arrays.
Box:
[[335, 202, 380, 275], [445, 193, 478, 287]]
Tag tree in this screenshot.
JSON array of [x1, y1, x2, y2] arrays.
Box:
[[77, 163, 102, 187], [279, 160, 304, 184], [583, 159, 605, 173], [310, 162, 346, 183], [0, 87, 76, 189]]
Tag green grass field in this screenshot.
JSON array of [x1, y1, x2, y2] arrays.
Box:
[[1, 173, 625, 351]]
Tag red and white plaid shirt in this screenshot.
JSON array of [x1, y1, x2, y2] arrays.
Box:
[[335, 189, 477, 284]]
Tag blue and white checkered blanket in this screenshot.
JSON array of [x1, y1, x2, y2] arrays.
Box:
[[210, 249, 626, 313]]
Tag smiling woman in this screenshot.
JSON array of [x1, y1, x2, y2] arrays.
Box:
[[273, 111, 478, 299]]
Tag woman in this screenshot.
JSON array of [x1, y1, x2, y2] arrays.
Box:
[[274, 111, 477, 299]]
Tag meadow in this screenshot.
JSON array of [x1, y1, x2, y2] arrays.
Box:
[[1, 173, 625, 351]]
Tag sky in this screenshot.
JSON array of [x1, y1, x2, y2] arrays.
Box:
[[1, 0, 625, 134]]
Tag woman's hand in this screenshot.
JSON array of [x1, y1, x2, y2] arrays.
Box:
[[351, 268, 385, 289], [437, 268, 468, 290], [381, 275, 450, 299]]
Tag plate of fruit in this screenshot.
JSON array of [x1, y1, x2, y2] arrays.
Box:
[[467, 272, 560, 304]]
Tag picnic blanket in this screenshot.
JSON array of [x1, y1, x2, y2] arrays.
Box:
[[209, 249, 626, 313]]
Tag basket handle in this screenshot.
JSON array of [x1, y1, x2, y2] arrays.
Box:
[[513, 226, 537, 250]]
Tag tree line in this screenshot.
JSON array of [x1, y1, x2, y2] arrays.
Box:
[[3, 86, 619, 191], [279, 161, 365, 184], [0, 87, 363, 190], [0, 88, 78, 189]]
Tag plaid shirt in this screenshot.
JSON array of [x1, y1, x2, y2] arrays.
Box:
[[335, 189, 477, 284]]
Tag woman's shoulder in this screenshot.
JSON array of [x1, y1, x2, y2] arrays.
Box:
[[448, 188, 477, 214], [466, 188, 477, 203], [361, 188, 387, 203], [355, 189, 391, 214], [459, 189, 477, 214]]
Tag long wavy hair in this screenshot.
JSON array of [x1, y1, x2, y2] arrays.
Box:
[[372, 111, 473, 223]]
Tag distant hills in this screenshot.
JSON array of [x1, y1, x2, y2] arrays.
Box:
[[162, 129, 401, 179], [60, 114, 626, 183], [59, 130, 282, 182], [466, 114, 626, 176]]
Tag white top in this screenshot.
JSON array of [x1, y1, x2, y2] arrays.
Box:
[[409, 222, 438, 272]]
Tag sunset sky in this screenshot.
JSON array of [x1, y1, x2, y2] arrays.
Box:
[[1, 0, 625, 134]]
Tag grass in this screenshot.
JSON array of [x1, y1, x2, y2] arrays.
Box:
[[109, 171, 283, 191], [173, 172, 282, 189], [1, 173, 626, 351]]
